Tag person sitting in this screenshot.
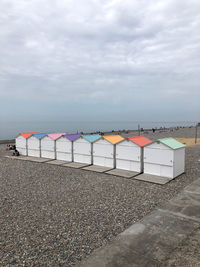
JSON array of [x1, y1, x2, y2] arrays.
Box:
[[6, 144, 16, 150], [6, 145, 12, 150], [12, 149, 19, 156]]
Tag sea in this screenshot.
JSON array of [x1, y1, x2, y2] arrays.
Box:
[[0, 120, 196, 140]]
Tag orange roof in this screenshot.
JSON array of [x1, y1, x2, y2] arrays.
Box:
[[20, 132, 39, 139], [126, 136, 152, 147], [103, 135, 124, 144]]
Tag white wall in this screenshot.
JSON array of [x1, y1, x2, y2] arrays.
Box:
[[144, 143, 174, 178], [27, 136, 40, 157], [56, 137, 72, 161], [16, 136, 27, 155], [93, 139, 114, 167], [73, 138, 91, 164], [116, 140, 141, 172], [144, 143, 173, 166], [41, 136, 55, 159], [173, 148, 185, 177]]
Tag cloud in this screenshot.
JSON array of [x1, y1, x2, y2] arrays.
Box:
[[0, 0, 200, 121]]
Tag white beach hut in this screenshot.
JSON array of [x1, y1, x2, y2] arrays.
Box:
[[56, 134, 81, 161], [93, 135, 124, 168], [73, 134, 101, 164], [15, 132, 39, 156], [27, 133, 47, 157], [116, 136, 152, 172], [143, 138, 185, 179], [41, 133, 66, 159]]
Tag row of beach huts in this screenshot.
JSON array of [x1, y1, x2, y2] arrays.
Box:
[[15, 132, 185, 179]]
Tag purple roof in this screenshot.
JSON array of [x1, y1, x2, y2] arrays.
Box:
[[64, 134, 81, 141]]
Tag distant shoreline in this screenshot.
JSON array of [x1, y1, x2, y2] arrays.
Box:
[[0, 139, 15, 144], [0, 126, 196, 143]]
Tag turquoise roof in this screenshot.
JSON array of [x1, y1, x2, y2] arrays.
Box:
[[158, 137, 185, 150], [82, 134, 101, 143]]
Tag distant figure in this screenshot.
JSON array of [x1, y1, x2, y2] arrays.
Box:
[[141, 128, 144, 132], [152, 128, 155, 133], [12, 149, 19, 156], [6, 144, 16, 150]]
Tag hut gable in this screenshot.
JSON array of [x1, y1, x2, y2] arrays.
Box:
[[81, 134, 101, 143], [103, 135, 124, 145], [158, 138, 185, 150], [127, 136, 152, 147], [64, 134, 81, 141]]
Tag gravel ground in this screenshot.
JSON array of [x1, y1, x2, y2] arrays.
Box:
[[0, 138, 200, 266]]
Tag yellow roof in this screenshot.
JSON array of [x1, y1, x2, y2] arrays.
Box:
[[103, 135, 124, 144]]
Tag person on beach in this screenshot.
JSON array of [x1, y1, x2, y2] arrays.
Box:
[[6, 144, 16, 150], [6, 145, 12, 150], [12, 149, 19, 156]]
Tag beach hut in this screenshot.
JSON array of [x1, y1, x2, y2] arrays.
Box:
[[144, 138, 185, 179], [116, 136, 152, 172], [73, 134, 101, 164], [41, 133, 66, 159], [56, 134, 81, 161], [93, 135, 124, 168], [27, 133, 47, 157], [16, 132, 39, 156]]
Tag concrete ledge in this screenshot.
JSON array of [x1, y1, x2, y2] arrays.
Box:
[[76, 178, 200, 267], [5, 155, 31, 161], [23, 157, 53, 162], [5, 155, 25, 160], [133, 173, 171, 185], [46, 160, 70, 165], [106, 169, 139, 178], [83, 165, 113, 173], [5, 156, 53, 163], [62, 162, 90, 169]]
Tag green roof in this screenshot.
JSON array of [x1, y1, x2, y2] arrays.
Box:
[[158, 138, 185, 150]]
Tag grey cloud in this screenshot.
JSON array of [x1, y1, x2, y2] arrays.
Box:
[[0, 0, 200, 120]]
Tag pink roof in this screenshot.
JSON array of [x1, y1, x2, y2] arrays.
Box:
[[47, 133, 66, 140]]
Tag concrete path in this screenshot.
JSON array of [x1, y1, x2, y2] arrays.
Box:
[[160, 227, 200, 266], [77, 178, 200, 267]]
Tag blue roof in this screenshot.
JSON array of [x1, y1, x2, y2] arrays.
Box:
[[82, 134, 101, 143], [33, 133, 48, 140]]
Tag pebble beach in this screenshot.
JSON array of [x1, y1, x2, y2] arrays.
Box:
[[0, 126, 200, 266]]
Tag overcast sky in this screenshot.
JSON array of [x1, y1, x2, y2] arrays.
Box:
[[0, 0, 200, 123]]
